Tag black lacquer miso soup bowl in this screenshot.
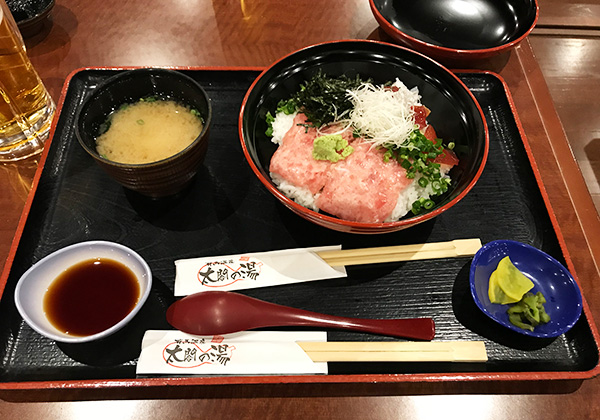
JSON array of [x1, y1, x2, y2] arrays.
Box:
[[76, 68, 212, 198]]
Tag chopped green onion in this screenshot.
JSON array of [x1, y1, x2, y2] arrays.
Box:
[[98, 121, 110, 135], [383, 128, 453, 204], [276, 99, 297, 115], [412, 201, 422, 214], [383, 150, 393, 163], [265, 111, 275, 136]]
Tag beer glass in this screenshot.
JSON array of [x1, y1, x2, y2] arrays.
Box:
[[0, 0, 55, 161]]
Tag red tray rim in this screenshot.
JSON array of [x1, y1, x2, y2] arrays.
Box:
[[0, 66, 598, 392]]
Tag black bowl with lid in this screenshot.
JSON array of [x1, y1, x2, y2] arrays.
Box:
[[370, 0, 538, 61]]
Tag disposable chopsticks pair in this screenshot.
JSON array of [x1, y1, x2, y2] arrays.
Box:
[[297, 341, 487, 363], [316, 238, 482, 267]]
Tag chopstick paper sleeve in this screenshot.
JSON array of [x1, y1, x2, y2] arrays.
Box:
[[136, 330, 328, 375], [174, 246, 347, 296]]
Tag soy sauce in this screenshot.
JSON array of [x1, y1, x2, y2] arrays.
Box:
[[43, 258, 140, 337]]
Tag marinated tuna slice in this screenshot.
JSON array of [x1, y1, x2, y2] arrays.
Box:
[[269, 113, 332, 194], [422, 124, 459, 168], [315, 140, 413, 223]]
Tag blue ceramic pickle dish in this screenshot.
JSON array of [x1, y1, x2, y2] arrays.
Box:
[[469, 239, 583, 338]]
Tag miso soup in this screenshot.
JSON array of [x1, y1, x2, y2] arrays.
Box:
[[96, 98, 204, 164]]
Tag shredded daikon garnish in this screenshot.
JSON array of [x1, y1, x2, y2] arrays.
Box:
[[347, 79, 422, 149]]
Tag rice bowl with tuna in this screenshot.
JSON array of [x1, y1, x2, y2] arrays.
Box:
[[265, 74, 459, 224], [239, 40, 489, 234]]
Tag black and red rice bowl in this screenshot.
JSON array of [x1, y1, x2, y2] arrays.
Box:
[[239, 40, 489, 234]]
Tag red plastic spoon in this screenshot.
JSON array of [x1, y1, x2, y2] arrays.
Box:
[[166, 291, 435, 340]]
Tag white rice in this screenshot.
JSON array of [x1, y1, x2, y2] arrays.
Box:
[[271, 172, 320, 212], [271, 111, 297, 145]]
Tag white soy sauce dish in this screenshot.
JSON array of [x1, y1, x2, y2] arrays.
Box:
[[14, 241, 152, 343]]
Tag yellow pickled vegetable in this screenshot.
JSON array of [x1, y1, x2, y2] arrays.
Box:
[[488, 256, 534, 304]]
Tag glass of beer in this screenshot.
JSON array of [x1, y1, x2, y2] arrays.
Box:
[[0, 0, 55, 161]]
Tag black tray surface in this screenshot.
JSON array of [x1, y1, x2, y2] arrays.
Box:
[[0, 69, 597, 384]]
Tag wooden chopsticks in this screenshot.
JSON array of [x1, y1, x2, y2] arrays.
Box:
[[316, 238, 482, 267], [297, 341, 487, 363]]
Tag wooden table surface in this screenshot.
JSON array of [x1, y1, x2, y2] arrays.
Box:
[[2, 0, 600, 418]]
